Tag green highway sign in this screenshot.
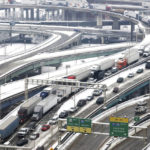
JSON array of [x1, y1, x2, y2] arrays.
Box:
[[110, 117, 128, 137], [67, 117, 92, 133], [67, 117, 80, 132], [134, 116, 140, 122], [80, 119, 92, 134]]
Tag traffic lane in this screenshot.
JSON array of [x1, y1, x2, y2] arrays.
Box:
[[69, 102, 137, 150], [112, 126, 150, 150]]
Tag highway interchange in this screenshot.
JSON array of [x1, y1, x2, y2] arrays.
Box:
[[0, 0, 150, 150]]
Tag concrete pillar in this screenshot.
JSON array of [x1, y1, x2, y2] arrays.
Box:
[[36, 8, 40, 20], [46, 10, 50, 20], [112, 18, 120, 30], [26, 9, 29, 20], [130, 23, 135, 41], [5, 9, 8, 18], [20, 8, 24, 20], [81, 12, 87, 21], [101, 37, 104, 44], [31, 9, 34, 20], [56, 10, 60, 20], [71, 11, 77, 21], [13, 8, 15, 20], [61, 9, 65, 21], [8, 8, 11, 19], [51, 10, 55, 20], [97, 13, 102, 28]]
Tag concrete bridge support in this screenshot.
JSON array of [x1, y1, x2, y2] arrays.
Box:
[[71, 11, 77, 21], [5, 8, 8, 18], [97, 13, 103, 28], [31, 9, 34, 20], [13, 8, 15, 20], [61, 9, 65, 21], [36, 8, 40, 20], [25, 9, 29, 20], [101, 37, 104, 44], [20, 8, 24, 20], [130, 22, 135, 41], [112, 18, 120, 30]]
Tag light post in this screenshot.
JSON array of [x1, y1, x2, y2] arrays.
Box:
[[66, 65, 70, 75], [9, 21, 15, 46]]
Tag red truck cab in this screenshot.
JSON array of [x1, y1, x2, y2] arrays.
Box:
[[117, 58, 127, 69]]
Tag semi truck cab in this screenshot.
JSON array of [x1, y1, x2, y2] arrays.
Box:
[[117, 58, 127, 69]]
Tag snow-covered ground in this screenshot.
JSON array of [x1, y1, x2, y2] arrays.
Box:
[[0, 43, 35, 59]]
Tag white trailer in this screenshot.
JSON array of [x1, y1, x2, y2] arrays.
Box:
[[100, 59, 115, 71], [124, 49, 139, 64], [57, 87, 72, 102], [91, 59, 115, 71], [32, 94, 58, 121], [124, 10, 139, 19], [21, 0, 40, 5]]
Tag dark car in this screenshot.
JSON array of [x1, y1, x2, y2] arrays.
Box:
[[113, 87, 119, 93], [26, 121, 37, 131], [36, 146, 44, 150], [77, 99, 86, 107], [59, 111, 68, 118], [136, 68, 144, 74], [16, 138, 28, 146], [117, 77, 124, 83], [96, 96, 104, 105]]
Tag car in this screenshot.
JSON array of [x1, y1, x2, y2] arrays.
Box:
[[36, 146, 44, 150], [111, 67, 118, 73], [135, 106, 147, 115], [137, 101, 147, 106], [117, 77, 124, 83], [86, 95, 94, 101], [136, 68, 144, 74], [26, 121, 37, 131], [77, 99, 86, 107], [105, 70, 112, 77], [49, 115, 59, 125], [41, 124, 50, 131], [128, 73, 134, 78], [96, 96, 104, 105], [59, 111, 68, 118], [93, 89, 102, 96], [113, 87, 119, 93], [138, 50, 143, 56], [87, 77, 97, 83], [29, 132, 39, 140], [16, 138, 28, 146], [18, 128, 29, 137], [68, 107, 78, 113]]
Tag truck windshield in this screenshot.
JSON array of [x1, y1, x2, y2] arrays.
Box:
[[58, 95, 62, 97]]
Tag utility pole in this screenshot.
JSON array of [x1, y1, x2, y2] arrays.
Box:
[[25, 77, 28, 101]]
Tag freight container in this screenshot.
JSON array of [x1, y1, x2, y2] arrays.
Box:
[[32, 94, 58, 121], [0, 116, 19, 141], [18, 94, 41, 123]]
